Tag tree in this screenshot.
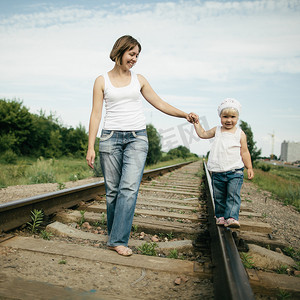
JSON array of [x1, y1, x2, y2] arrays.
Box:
[[146, 124, 162, 165], [0, 99, 33, 155], [0, 99, 89, 158], [239, 120, 261, 162], [168, 145, 191, 159], [62, 124, 88, 157], [28, 110, 62, 157]]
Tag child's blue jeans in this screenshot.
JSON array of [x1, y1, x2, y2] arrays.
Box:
[[211, 168, 244, 220], [99, 129, 148, 247]]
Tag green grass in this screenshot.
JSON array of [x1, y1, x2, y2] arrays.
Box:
[[0, 156, 94, 188], [251, 164, 300, 211]]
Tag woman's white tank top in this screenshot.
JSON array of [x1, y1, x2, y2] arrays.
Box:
[[207, 126, 244, 172], [102, 71, 146, 131]]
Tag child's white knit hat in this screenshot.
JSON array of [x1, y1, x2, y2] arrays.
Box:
[[217, 98, 241, 116]]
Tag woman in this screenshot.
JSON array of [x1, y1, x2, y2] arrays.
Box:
[[86, 35, 197, 256]]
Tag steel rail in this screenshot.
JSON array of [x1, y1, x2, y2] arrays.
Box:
[[0, 161, 192, 232], [204, 162, 255, 300]]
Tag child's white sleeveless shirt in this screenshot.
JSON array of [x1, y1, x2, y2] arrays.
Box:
[[207, 126, 244, 172], [102, 71, 146, 131]]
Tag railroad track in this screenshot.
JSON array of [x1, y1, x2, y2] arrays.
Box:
[[0, 161, 299, 299]]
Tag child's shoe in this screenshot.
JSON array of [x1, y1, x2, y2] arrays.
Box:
[[225, 218, 240, 228], [216, 217, 225, 226]]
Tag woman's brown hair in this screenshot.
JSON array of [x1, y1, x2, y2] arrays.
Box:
[[110, 35, 141, 65]]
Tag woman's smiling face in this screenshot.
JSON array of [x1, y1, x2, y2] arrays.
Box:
[[121, 45, 140, 69]]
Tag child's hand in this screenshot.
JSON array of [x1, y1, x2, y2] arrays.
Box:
[[247, 168, 254, 180], [187, 112, 199, 124]]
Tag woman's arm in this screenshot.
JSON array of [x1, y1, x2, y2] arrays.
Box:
[[86, 76, 104, 169], [138, 74, 196, 123], [194, 122, 216, 139], [240, 131, 254, 179]]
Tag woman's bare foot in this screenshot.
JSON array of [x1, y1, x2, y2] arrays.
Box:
[[108, 245, 133, 256]]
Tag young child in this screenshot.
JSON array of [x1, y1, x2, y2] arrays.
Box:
[[194, 98, 254, 228]]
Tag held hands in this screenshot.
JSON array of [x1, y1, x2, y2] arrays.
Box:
[[186, 112, 199, 124]]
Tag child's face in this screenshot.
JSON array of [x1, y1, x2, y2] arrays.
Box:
[[220, 110, 239, 129]]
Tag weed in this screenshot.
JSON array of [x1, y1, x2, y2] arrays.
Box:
[[276, 265, 288, 274], [176, 219, 183, 223], [27, 209, 44, 233], [168, 249, 178, 259], [132, 224, 138, 234], [166, 232, 174, 240], [57, 182, 66, 190], [138, 242, 158, 256], [78, 210, 86, 226], [192, 209, 197, 213], [276, 289, 291, 300], [283, 246, 296, 258], [100, 212, 106, 225], [179, 211, 185, 214], [295, 261, 300, 271], [283, 247, 300, 260], [59, 260, 67, 264], [40, 230, 53, 240], [262, 212, 267, 218], [240, 252, 254, 269]]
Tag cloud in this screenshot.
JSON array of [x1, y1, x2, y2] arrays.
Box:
[[1, 0, 299, 84]]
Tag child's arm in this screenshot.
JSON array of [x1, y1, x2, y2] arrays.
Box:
[[194, 122, 216, 139], [240, 131, 254, 179]]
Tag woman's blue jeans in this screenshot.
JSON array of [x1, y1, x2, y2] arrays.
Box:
[[99, 129, 148, 247], [211, 168, 244, 220]]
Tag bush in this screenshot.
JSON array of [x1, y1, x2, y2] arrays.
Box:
[[29, 170, 56, 184], [260, 164, 271, 172], [1, 150, 18, 164], [27, 157, 56, 184]]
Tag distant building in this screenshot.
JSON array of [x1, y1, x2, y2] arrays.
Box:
[[280, 141, 300, 163]]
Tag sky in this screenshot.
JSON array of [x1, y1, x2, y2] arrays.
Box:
[[0, 0, 300, 158]]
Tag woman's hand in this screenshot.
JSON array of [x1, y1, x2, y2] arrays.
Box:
[[86, 149, 95, 169], [187, 112, 199, 124], [247, 168, 254, 180]]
